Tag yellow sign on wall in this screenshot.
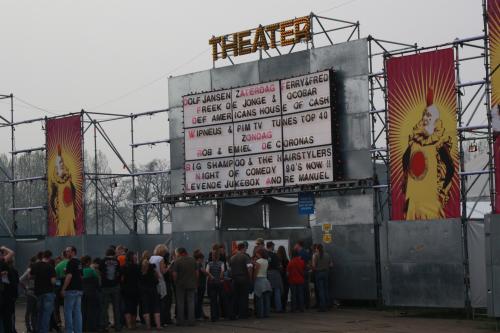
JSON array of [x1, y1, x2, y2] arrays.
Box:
[[322, 223, 332, 232], [323, 233, 332, 244], [209, 16, 311, 61]]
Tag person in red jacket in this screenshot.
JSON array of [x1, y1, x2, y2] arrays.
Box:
[[287, 250, 305, 312]]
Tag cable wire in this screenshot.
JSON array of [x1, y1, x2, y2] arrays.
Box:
[[317, 0, 359, 15], [87, 46, 211, 111], [13, 96, 68, 116]]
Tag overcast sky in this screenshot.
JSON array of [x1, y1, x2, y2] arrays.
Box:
[[0, 0, 483, 171]]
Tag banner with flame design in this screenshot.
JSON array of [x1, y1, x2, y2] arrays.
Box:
[[387, 49, 459, 220], [46, 115, 84, 236], [488, 0, 500, 212]]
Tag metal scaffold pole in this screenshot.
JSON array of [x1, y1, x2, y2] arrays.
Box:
[[455, 43, 472, 316], [10, 94, 15, 235], [483, 0, 495, 213], [131, 115, 137, 233], [93, 119, 99, 234], [368, 37, 383, 307]]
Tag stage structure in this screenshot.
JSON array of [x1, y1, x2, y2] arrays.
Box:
[[0, 8, 496, 313]]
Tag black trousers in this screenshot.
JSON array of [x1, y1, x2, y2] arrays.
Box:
[[82, 291, 100, 332], [232, 277, 249, 319]]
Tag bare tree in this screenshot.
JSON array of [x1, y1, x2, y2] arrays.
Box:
[[133, 159, 170, 234], [85, 150, 133, 235]]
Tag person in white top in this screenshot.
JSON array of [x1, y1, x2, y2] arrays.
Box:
[[253, 249, 272, 318], [149, 244, 168, 317]]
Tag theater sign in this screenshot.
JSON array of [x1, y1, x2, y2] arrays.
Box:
[[209, 16, 311, 61]]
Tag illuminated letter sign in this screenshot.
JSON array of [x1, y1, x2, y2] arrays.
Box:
[[209, 16, 311, 62]]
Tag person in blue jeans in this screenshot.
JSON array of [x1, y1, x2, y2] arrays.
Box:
[[254, 249, 272, 319], [30, 250, 57, 333], [60, 246, 83, 333], [312, 244, 332, 312], [265, 242, 283, 313]]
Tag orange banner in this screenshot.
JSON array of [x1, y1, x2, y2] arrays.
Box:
[[387, 49, 459, 220], [46, 115, 84, 236]]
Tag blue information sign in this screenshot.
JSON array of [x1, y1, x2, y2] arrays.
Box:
[[298, 192, 315, 215]]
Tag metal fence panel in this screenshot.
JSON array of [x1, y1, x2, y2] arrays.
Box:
[[311, 225, 377, 300], [137, 234, 172, 254], [386, 262, 465, 308], [485, 214, 500, 317], [468, 220, 487, 308], [383, 219, 466, 307], [387, 219, 463, 264], [14, 240, 45, 270]]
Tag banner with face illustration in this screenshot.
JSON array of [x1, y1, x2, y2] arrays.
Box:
[[46, 115, 84, 236], [387, 48, 459, 220]]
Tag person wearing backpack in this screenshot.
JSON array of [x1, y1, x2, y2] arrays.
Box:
[[99, 248, 122, 332]]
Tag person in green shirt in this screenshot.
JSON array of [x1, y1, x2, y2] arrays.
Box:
[[81, 255, 98, 280], [55, 257, 68, 280]]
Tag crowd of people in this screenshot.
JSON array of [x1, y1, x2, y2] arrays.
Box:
[[0, 239, 334, 333]]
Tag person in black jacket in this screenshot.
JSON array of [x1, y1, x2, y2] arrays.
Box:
[[121, 252, 140, 329], [139, 257, 161, 330], [81, 256, 99, 332], [99, 248, 122, 331], [2, 257, 19, 333]]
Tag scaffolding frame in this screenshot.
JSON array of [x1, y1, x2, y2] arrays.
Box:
[[367, 0, 493, 311], [0, 8, 495, 312], [0, 106, 173, 236]]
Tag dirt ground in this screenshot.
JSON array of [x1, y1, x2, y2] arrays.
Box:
[[13, 302, 499, 333]]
